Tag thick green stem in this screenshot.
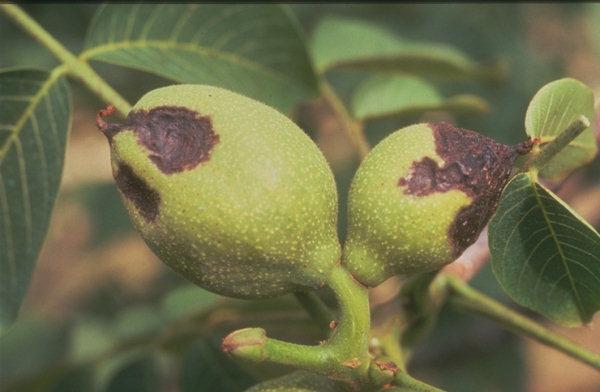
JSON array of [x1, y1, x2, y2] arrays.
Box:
[[444, 276, 600, 370], [294, 291, 336, 333], [326, 266, 371, 364], [222, 327, 332, 373], [525, 115, 591, 173], [320, 80, 370, 160], [393, 372, 445, 392], [0, 4, 132, 116], [224, 266, 372, 384]]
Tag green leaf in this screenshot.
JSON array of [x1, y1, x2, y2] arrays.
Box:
[[161, 284, 218, 321], [245, 370, 345, 392], [180, 336, 256, 392], [105, 355, 162, 392], [351, 75, 490, 122], [586, 4, 600, 56], [68, 317, 115, 363], [81, 4, 318, 113], [489, 173, 600, 326], [112, 305, 165, 341], [524, 78, 597, 181], [68, 313, 165, 392], [95, 350, 160, 392], [0, 317, 69, 390], [412, 303, 525, 392], [0, 69, 71, 328], [50, 366, 95, 392], [311, 17, 488, 79], [71, 183, 134, 249]]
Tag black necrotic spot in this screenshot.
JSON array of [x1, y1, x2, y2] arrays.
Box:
[[128, 106, 220, 174], [115, 163, 161, 222], [398, 122, 523, 257], [98, 106, 220, 175]]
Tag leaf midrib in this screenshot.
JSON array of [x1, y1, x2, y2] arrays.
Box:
[[530, 178, 585, 319], [79, 39, 306, 91]]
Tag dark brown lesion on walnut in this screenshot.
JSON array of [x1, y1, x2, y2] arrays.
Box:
[[398, 122, 531, 257], [115, 163, 161, 222], [97, 105, 220, 174]]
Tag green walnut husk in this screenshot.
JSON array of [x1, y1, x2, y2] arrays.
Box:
[[245, 371, 347, 392], [99, 85, 340, 299], [343, 123, 523, 286]]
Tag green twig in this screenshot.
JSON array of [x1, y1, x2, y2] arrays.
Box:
[[444, 275, 600, 370], [294, 291, 336, 333], [319, 79, 371, 160], [524, 115, 591, 173], [393, 371, 445, 392], [224, 266, 372, 385], [325, 266, 370, 355], [221, 327, 331, 372], [0, 4, 132, 116], [375, 323, 405, 370]]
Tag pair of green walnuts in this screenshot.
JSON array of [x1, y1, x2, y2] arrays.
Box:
[[98, 84, 523, 299]]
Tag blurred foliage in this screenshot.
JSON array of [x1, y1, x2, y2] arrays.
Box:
[[410, 264, 526, 391], [351, 75, 490, 122], [294, 3, 574, 146], [69, 183, 133, 249], [1, 3, 599, 392]]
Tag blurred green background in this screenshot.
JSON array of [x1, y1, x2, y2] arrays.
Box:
[[1, 4, 599, 392]]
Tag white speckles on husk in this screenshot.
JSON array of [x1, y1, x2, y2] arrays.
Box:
[[109, 85, 340, 299], [343, 124, 471, 287]]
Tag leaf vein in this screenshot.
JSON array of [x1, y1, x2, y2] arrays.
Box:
[[0, 174, 16, 290], [532, 181, 585, 319]]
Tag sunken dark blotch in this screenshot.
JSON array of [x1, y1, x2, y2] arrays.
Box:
[[115, 163, 161, 222], [100, 106, 220, 174], [398, 122, 520, 257]]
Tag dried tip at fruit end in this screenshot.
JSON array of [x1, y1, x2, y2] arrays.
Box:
[[514, 137, 537, 156], [96, 104, 121, 141]]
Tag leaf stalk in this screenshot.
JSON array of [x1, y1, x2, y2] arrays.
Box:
[[0, 4, 132, 116], [443, 275, 600, 370], [224, 266, 372, 386], [525, 115, 591, 173]]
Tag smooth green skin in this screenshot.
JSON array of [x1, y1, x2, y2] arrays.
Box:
[[343, 124, 472, 287], [110, 85, 340, 299], [245, 371, 347, 392]]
